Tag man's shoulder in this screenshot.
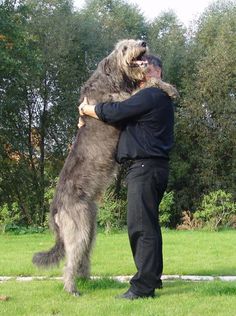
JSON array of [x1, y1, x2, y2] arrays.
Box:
[[133, 86, 173, 108], [135, 86, 164, 97], [143, 86, 172, 103], [141, 85, 170, 96]]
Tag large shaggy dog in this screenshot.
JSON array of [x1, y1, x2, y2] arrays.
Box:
[[33, 39, 149, 295]]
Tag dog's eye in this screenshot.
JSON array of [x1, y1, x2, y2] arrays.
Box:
[[122, 46, 128, 54]]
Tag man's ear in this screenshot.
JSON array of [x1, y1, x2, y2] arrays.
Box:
[[155, 66, 162, 79], [158, 66, 163, 79], [102, 58, 111, 75]]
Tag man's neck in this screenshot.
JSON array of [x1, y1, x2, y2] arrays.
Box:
[[139, 80, 147, 88]]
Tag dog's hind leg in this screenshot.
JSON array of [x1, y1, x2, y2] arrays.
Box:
[[62, 201, 97, 295], [77, 202, 97, 279]]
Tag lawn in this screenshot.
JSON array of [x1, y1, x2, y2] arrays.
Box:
[[0, 229, 235, 276], [0, 230, 236, 316], [1, 279, 236, 316]]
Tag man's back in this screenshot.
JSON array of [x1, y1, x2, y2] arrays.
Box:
[[117, 87, 174, 162], [95, 87, 174, 163]]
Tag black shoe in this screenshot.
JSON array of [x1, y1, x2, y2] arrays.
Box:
[[115, 289, 155, 300], [156, 279, 163, 289]]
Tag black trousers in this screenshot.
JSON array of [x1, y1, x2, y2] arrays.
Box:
[[126, 158, 169, 295]]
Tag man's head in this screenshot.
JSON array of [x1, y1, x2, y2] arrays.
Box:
[[143, 54, 163, 80]]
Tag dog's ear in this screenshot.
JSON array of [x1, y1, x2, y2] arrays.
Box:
[[122, 45, 128, 55]]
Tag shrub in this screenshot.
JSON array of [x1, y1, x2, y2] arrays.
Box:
[[0, 202, 20, 233], [194, 190, 236, 230], [159, 191, 175, 227], [176, 210, 202, 230], [3, 225, 45, 235], [42, 178, 58, 229], [44, 177, 58, 206], [98, 189, 176, 231], [98, 186, 127, 233]]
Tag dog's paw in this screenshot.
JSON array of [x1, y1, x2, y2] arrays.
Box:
[[72, 291, 81, 297]]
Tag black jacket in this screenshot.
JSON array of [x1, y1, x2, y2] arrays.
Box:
[[95, 87, 174, 163]]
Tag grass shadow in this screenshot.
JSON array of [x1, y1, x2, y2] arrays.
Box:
[[160, 280, 236, 297], [190, 267, 236, 276], [76, 278, 236, 297], [76, 277, 127, 291]]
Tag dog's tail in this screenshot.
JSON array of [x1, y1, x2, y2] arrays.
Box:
[[32, 210, 65, 268], [32, 237, 65, 268]]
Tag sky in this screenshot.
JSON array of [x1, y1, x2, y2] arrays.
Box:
[[73, 0, 216, 27]]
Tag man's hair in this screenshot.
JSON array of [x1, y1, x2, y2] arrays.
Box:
[[145, 54, 162, 69]]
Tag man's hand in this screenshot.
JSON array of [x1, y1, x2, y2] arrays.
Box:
[[78, 97, 89, 116], [78, 96, 99, 123], [78, 97, 89, 128], [78, 117, 85, 129]]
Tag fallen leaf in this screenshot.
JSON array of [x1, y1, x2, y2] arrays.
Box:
[[0, 295, 10, 301]]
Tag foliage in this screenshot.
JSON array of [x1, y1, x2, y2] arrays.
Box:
[[0, 0, 78, 226], [170, 0, 236, 217], [2, 224, 46, 234], [0, 202, 20, 233], [0, 0, 235, 228], [159, 191, 174, 227], [98, 185, 127, 232], [194, 190, 236, 230], [147, 10, 187, 87], [98, 188, 175, 230], [44, 177, 57, 206], [74, 0, 147, 77], [176, 210, 202, 230]]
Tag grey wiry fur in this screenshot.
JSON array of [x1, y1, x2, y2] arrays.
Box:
[[32, 39, 148, 295]]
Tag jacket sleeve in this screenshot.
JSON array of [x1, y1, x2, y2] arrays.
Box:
[[94, 88, 155, 123]]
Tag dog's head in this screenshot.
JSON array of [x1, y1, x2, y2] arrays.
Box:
[[112, 39, 149, 81]]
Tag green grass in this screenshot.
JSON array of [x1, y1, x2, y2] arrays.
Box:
[[0, 230, 236, 316], [1, 279, 236, 316], [0, 229, 235, 276]]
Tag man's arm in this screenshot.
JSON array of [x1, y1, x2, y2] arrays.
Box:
[[79, 88, 155, 124]]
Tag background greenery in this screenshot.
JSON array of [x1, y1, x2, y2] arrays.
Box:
[[0, 0, 235, 229]]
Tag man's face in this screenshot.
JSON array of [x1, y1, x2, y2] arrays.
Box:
[[146, 64, 162, 80]]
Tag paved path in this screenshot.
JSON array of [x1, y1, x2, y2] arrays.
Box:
[[1, 275, 236, 283]]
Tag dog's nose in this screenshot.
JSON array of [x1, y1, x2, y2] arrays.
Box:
[[141, 41, 146, 47]]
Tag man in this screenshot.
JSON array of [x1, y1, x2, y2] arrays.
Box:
[[79, 55, 174, 300]]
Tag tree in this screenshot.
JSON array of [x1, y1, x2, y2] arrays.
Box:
[[73, 0, 148, 75], [0, 0, 79, 225], [147, 11, 187, 87], [172, 0, 236, 217], [0, 0, 147, 226], [1, 0, 235, 229], [0, 0, 41, 225]]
